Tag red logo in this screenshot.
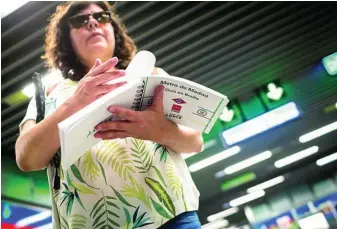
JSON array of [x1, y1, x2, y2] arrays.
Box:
[[171, 104, 182, 113]]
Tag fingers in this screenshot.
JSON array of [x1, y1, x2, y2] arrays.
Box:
[[108, 106, 139, 121], [94, 130, 130, 140], [96, 82, 127, 98], [88, 57, 119, 77], [92, 70, 126, 86], [95, 121, 132, 132], [87, 58, 102, 76], [150, 85, 165, 112]]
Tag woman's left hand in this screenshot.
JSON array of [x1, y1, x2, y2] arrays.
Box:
[[94, 85, 203, 153], [94, 85, 173, 143]]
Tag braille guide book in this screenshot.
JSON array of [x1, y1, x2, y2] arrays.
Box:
[[58, 51, 229, 169]]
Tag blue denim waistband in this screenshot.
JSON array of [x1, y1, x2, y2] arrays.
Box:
[[159, 211, 201, 229]]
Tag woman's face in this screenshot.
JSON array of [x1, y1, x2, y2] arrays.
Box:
[[69, 4, 115, 67]]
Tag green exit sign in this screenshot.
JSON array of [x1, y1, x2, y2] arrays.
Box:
[[258, 80, 289, 110], [219, 100, 244, 130], [322, 52, 337, 76]]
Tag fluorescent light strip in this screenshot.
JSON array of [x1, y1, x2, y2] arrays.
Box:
[[207, 207, 239, 222], [299, 121, 337, 143], [35, 223, 54, 229], [224, 151, 272, 175], [202, 220, 229, 229], [274, 146, 319, 168], [247, 176, 285, 193], [222, 102, 300, 145], [16, 211, 52, 227], [316, 152, 337, 166], [229, 190, 265, 207], [189, 146, 240, 172]]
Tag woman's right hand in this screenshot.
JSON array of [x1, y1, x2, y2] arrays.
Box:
[[68, 57, 126, 111]]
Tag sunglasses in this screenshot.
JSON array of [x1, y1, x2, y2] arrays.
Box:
[[68, 11, 112, 29]]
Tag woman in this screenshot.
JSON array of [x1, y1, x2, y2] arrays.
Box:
[[15, 1, 203, 229]]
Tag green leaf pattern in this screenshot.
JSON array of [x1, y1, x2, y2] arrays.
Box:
[[46, 81, 198, 228], [96, 140, 135, 181], [153, 143, 170, 162], [121, 179, 151, 210], [145, 177, 176, 216], [90, 192, 120, 229], [130, 139, 153, 174], [81, 150, 100, 180], [70, 215, 87, 229], [167, 161, 182, 199]]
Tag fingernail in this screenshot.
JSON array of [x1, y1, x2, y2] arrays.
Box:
[[119, 70, 126, 75], [94, 132, 100, 138], [108, 107, 115, 113]]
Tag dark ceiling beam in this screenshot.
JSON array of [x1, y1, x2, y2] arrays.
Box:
[[134, 2, 210, 45], [122, 1, 157, 22], [153, 1, 267, 59], [161, 2, 307, 73], [189, 14, 333, 86], [1, 110, 26, 129], [1, 2, 58, 40], [1, 62, 45, 94], [127, 1, 184, 34], [207, 28, 336, 92], [142, 1, 237, 51], [1, 100, 29, 118], [1, 135, 18, 148], [1, 28, 45, 60], [1, 126, 19, 141], [214, 41, 336, 100], [2, 47, 44, 77]]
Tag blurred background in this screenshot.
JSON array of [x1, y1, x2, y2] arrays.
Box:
[[1, 1, 337, 229]]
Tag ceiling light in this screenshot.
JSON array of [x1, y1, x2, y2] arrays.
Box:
[[299, 121, 337, 143], [247, 176, 285, 193], [201, 220, 229, 229], [189, 146, 240, 172], [322, 52, 337, 76], [223, 151, 272, 175], [1, 1, 29, 18], [16, 211, 52, 227], [316, 152, 337, 166], [219, 172, 256, 191], [229, 190, 265, 207], [222, 102, 300, 145], [274, 146, 319, 168], [207, 207, 239, 222]]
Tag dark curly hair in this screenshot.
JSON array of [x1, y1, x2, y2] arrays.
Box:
[[43, 1, 137, 81]]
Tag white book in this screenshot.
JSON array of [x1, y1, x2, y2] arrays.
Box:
[[58, 51, 229, 169]]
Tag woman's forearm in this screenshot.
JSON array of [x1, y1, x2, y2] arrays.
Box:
[[15, 99, 79, 171], [159, 122, 204, 154]]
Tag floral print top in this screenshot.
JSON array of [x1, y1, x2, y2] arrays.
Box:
[[20, 77, 200, 229]]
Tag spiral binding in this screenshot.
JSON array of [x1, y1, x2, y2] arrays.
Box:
[[131, 80, 146, 111]]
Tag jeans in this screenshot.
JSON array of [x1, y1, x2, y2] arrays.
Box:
[[158, 211, 201, 229]]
